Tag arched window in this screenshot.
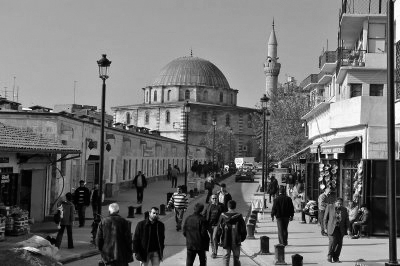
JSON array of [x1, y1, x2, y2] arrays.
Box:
[[226, 114, 230, 126], [204, 91, 208, 101], [247, 114, 252, 128], [145, 111, 149, 124], [167, 90, 171, 101], [146, 91, 149, 102], [126, 112, 131, 125], [154, 91, 157, 101], [166, 111, 170, 123], [201, 112, 208, 125], [230, 94, 234, 104], [185, 90, 190, 100], [219, 92, 223, 102]]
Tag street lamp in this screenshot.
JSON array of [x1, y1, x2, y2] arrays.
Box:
[[212, 118, 217, 177], [260, 94, 270, 192], [184, 101, 190, 190], [97, 54, 111, 216], [229, 128, 233, 163]]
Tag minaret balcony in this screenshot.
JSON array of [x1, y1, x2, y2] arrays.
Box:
[[300, 74, 318, 91]]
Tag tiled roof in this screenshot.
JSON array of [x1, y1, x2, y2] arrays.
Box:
[[0, 122, 80, 154]]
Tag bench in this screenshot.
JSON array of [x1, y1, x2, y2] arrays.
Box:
[[360, 224, 369, 238]]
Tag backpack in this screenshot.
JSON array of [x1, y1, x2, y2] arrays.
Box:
[[54, 210, 61, 224], [219, 213, 246, 247]]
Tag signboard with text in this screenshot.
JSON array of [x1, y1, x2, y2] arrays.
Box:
[[320, 146, 345, 154], [1, 174, 10, 184]]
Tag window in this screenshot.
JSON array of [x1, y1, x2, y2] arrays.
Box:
[[185, 90, 190, 100], [370, 84, 384, 96], [167, 90, 171, 101], [110, 159, 114, 182], [219, 92, 223, 102], [201, 112, 208, 125], [166, 111, 170, 123], [154, 91, 157, 101], [350, 83, 362, 98], [247, 114, 252, 128], [129, 159, 132, 179], [226, 114, 230, 126], [368, 23, 386, 53], [146, 91, 149, 102], [230, 94, 234, 104], [126, 112, 131, 124], [61, 141, 67, 176], [123, 159, 127, 180], [204, 91, 208, 101], [145, 111, 149, 124]]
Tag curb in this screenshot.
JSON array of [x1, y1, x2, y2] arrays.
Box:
[[59, 249, 100, 264]]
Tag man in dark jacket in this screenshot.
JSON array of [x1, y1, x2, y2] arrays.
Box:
[[183, 203, 209, 266], [133, 207, 165, 265], [96, 203, 133, 266], [216, 183, 232, 212], [133, 171, 147, 204], [74, 180, 90, 227], [324, 198, 350, 263], [202, 194, 224, 258], [267, 175, 279, 203], [271, 186, 295, 246], [217, 200, 247, 266]]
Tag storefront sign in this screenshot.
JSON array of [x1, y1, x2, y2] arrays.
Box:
[[321, 146, 345, 154], [0, 167, 13, 173], [0, 157, 9, 163], [1, 174, 10, 183]]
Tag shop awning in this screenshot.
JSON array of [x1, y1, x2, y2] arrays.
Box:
[[280, 143, 320, 163], [309, 142, 323, 153], [320, 136, 361, 154]]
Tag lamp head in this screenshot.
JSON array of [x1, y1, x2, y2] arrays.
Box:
[[260, 94, 269, 109], [184, 101, 191, 113], [97, 54, 111, 80], [212, 118, 217, 126]]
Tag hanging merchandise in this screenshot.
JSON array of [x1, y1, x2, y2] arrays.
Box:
[[352, 160, 363, 203], [318, 162, 338, 189]]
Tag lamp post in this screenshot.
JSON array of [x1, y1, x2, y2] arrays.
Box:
[[97, 54, 111, 216], [229, 127, 233, 163], [184, 101, 190, 189], [212, 118, 217, 177], [260, 94, 270, 192]]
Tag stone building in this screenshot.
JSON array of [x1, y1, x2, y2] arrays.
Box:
[[112, 55, 258, 162]]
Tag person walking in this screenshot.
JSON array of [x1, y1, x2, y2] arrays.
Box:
[[171, 165, 180, 188], [216, 183, 232, 212], [271, 186, 295, 246], [267, 175, 279, 203], [202, 193, 224, 259], [324, 198, 351, 263], [183, 203, 209, 266], [168, 186, 188, 231], [96, 203, 133, 266], [133, 207, 165, 266], [318, 183, 337, 236], [55, 192, 75, 249], [133, 171, 147, 204], [167, 164, 172, 181], [204, 175, 220, 203], [217, 200, 247, 266], [74, 180, 90, 227], [90, 183, 100, 219]]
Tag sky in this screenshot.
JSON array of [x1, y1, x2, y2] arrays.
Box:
[[0, 0, 341, 112]]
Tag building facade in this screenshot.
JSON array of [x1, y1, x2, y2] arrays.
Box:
[[112, 55, 258, 162]]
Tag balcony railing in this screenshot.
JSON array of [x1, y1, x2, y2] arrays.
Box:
[[310, 95, 325, 109], [319, 50, 337, 69], [336, 48, 367, 73], [300, 74, 318, 90], [340, 0, 386, 18], [318, 71, 332, 83]]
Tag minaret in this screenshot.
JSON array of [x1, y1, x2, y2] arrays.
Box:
[[264, 19, 281, 98]]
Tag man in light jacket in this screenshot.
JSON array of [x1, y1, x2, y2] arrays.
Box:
[[55, 192, 75, 249]]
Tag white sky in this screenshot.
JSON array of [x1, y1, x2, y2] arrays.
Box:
[[0, 0, 341, 111]]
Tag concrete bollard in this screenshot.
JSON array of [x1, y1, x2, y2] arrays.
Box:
[[249, 218, 257, 226], [159, 204, 166, 215], [274, 244, 287, 265], [246, 223, 255, 239], [250, 213, 257, 222], [291, 254, 303, 266], [127, 206, 135, 218], [135, 205, 142, 215], [260, 236, 270, 254], [251, 210, 259, 221]]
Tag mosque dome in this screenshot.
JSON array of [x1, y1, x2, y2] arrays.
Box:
[[151, 56, 230, 88]]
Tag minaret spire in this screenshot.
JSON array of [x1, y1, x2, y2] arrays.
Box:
[[264, 19, 281, 98], [190, 48, 193, 57]]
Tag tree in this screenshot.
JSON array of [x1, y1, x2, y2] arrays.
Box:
[[252, 81, 310, 165], [200, 126, 236, 166]]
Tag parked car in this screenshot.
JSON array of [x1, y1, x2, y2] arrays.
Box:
[[235, 169, 254, 182], [255, 162, 262, 172], [242, 163, 256, 174]]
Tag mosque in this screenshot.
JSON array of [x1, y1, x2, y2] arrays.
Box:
[[112, 23, 280, 162]]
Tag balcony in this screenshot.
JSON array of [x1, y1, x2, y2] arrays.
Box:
[[340, 0, 386, 18], [319, 50, 337, 72], [310, 95, 325, 109], [300, 74, 319, 91], [318, 72, 332, 85]]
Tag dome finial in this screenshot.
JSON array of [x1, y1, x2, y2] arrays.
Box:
[[272, 18, 275, 29]]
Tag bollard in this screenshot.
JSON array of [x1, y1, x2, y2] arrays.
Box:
[[250, 213, 257, 221], [249, 218, 257, 226], [274, 244, 286, 265], [291, 254, 303, 266], [127, 206, 135, 218], [160, 204, 166, 215], [260, 236, 270, 254], [135, 205, 142, 215], [246, 223, 255, 239], [167, 192, 173, 205], [189, 190, 194, 198]]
